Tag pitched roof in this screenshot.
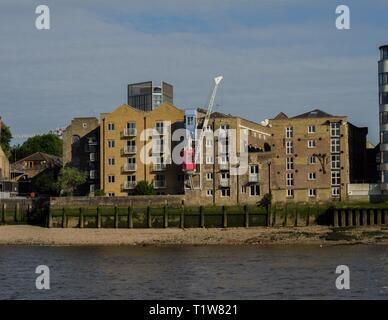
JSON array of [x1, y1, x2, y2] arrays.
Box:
[[292, 109, 334, 119], [12, 152, 62, 167], [274, 112, 288, 120]]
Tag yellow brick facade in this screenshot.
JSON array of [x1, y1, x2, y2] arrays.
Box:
[[100, 102, 185, 196]]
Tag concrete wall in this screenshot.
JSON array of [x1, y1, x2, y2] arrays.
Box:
[[50, 195, 185, 208]]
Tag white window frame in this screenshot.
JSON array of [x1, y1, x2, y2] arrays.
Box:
[[286, 127, 293, 138], [286, 173, 294, 187], [308, 125, 316, 134], [331, 171, 341, 186], [221, 188, 230, 197], [286, 141, 293, 155], [206, 173, 213, 181], [331, 139, 340, 153], [249, 185, 260, 196], [206, 189, 213, 197], [307, 140, 316, 148], [286, 157, 294, 170], [286, 189, 294, 198], [308, 156, 316, 165], [308, 188, 317, 197], [330, 122, 340, 137], [331, 154, 340, 169], [308, 172, 316, 180]]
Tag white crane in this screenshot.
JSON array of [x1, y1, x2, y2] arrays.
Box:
[[194, 76, 223, 165]]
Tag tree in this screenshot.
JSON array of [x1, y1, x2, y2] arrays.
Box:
[[57, 167, 87, 196], [135, 180, 156, 195], [31, 169, 60, 196], [0, 123, 12, 157], [257, 193, 272, 210], [12, 133, 62, 161]]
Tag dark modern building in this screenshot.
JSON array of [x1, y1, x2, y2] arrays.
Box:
[[127, 81, 173, 111], [379, 44, 388, 194]]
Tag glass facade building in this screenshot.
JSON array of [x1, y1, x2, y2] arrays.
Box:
[[379, 45, 388, 191], [127, 81, 173, 111]]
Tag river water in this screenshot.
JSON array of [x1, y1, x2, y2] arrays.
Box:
[[1, 245, 388, 299]]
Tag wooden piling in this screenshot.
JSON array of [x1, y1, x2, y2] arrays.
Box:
[[79, 208, 84, 228], [128, 206, 133, 228], [62, 207, 67, 228], [244, 205, 249, 228], [377, 209, 382, 226], [163, 205, 168, 228], [147, 206, 152, 228], [294, 204, 298, 227], [355, 209, 360, 227], [97, 207, 101, 228], [333, 209, 339, 227], [180, 205, 185, 229], [222, 206, 227, 228], [362, 209, 367, 226], [341, 209, 346, 227], [200, 206, 205, 228], [114, 206, 119, 229]]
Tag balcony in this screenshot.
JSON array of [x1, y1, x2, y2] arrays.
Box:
[[122, 163, 136, 172], [219, 163, 229, 171], [122, 128, 137, 137], [154, 180, 167, 189], [152, 163, 167, 172], [122, 181, 137, 190], [122, 146, 137, 155], [89, 153, 96, 162], [220, 179, 230, 187], [248, 174, 258, 183]]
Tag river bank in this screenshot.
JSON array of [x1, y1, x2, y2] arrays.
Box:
[[1, 225, 388, 246]]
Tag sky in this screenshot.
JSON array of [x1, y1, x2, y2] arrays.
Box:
[[1, 0, 387, 144]]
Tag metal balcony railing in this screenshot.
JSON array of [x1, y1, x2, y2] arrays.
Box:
[[122, 163, 136, 172]]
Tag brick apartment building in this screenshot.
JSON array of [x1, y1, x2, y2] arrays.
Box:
[[268, 109, 370, 203]]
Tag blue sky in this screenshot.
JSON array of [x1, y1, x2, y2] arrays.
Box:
[[1, 0, 388, 144]]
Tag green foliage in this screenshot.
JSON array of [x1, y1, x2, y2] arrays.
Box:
[[0, 123, 12, 157], [257, 193, 272, 208], [57, 167, 87, 196], [12, 133, 62, 161], [94, 189, 106, 197], [31, 169, 60, 196], [135, 180, 156, 195]]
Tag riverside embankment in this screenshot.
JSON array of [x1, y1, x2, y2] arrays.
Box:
[[1, 225, 388, 246]]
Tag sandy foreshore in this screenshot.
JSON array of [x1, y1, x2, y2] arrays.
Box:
[[1, 225, 388, 246]]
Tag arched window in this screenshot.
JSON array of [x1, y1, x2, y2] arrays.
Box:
[[264, 143, 271, 152]]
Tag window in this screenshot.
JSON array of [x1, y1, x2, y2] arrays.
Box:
[[220, 124, 230, 130], [381, 47, 388, 60], [206, 138, 213, 147], [308, 189, 317, 197], [206, 173, 213, 180], [221, 188, 230, 197], [108, 140, 115, 148], [331, 171, 340, 185], [380, 112, 388, 124], [108, 193, 115, 197], [206, 156, 214, 164], [82, 123, 87, 128], [221, 172, 230, 180], [308, 172, 316, 180], [330, 122, 340, 137], [108, 123, 115, 131], [308, 125, 316, 133], [382, 132, 388, 144], [286, 127, 293, 138], [379, 73, 388, 86], [241, 186, 246, 193], [380, 93, 388, 105], [250, 165, 259, 174], [90, 184, 95, 193], [307, 140, 316, 148], [331, 154, 340, 169], [286, 141, 293, 155], [250, 185, 260, 196], [156, 121, 164, 134], [286, 189, 294, 198], [308, 156, 316, 164], [331, 139, 340, 153], [286, 173, 294, 186], [206, 189, 213, 197], [186, 116, 194, 126], [332, 187, 340, 197], [286, 157, 294, 170], [108, 175, 115, 183], [127, 122, 136, 129]]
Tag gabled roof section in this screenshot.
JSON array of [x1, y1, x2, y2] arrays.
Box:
[[274, 112, 288, 120], [13, 152, 62, 167], [292, 109, 334, 119]]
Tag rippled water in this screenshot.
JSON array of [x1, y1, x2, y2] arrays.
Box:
[[1, 245, 388, 299]]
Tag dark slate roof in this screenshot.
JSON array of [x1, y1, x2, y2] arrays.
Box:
[[292, 109, 334, 119], [12, 152, 62, 167]]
